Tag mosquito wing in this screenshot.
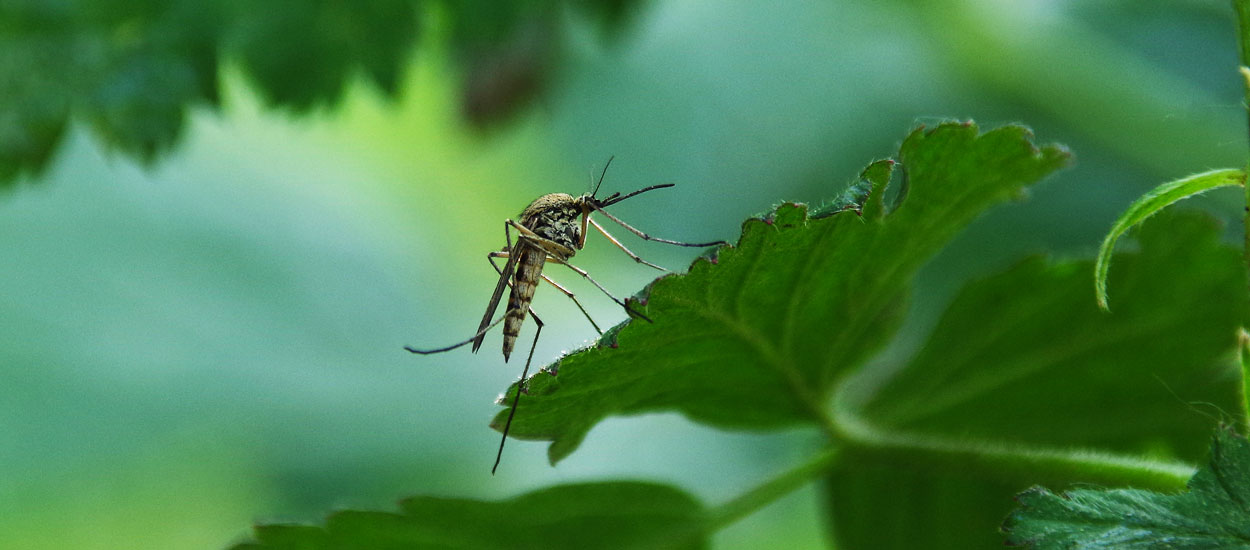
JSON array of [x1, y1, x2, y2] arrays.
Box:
[[472, 243, 521, 354]]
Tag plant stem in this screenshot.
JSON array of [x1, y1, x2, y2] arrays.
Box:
[[828, 406, 1193, 492], [705, 445, 840, 531], [1234, 1, 1250, 93], [1234, 0, 1250, 290]]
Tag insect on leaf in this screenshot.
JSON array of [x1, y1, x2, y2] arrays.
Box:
[[492, 121, 1071, 465]]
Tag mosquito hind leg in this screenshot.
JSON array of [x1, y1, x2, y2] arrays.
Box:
[[493, 309, 543, 475]]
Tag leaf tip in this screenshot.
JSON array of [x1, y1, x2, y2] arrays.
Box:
[[1094, 282, 1111, 312], [1093, 231, 1118, 312]]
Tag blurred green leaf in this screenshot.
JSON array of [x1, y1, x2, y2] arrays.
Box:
[[491, 122, 1070, 464], [231, 481, 707, 550], [0, 0, 642, 186], [0, 1, 223, 181], [1094, 168, 1245, 310], [232, 0, 419, 110], [826, 211, 1248, 549], [1003, 427, 1250, 549]]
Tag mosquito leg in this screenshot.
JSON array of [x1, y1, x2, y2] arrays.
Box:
[[588, 217, 668, 272], [488, 251, 603, 335], [590, 204, 727, 248], [493, 310, 543, 475], [507, 219, 576, 259], [405, 311, 511, 354], [548, 256, 653, 323], [538, 273, 603, 335]]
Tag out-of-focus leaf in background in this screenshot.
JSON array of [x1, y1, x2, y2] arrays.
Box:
[[231, 0, 419, 110], [0, 0, 641, 184], [0, 0, 223, 180], [826, 211, 1248, 549]]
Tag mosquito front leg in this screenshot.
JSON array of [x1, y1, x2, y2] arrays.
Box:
[[506, 219, 576, 260], [488, 251, 603, 335], [587, 217, 667, 271], [501, 219, 515, 250], [589, 204, 726, 248]]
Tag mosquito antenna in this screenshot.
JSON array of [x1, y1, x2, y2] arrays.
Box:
[[591, 156, 615, 198], [596, 183, 674, 208], [405, 313, 509, 354]]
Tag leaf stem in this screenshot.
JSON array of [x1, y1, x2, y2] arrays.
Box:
[[705, 445, 841, 531], [829, 405, 1194, 492], [1233, 1, 1250, 104], [1231, 0, 1250, 353], [1225, 0, 1250, 365]]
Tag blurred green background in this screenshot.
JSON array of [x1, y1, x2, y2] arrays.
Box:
[[0, 1, 1245, 548]]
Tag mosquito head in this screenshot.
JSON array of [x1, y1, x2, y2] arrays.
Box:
[[585, 183, 675, 211], [575, 156, 676, 213]]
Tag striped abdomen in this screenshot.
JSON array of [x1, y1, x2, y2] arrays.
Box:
[[502, 242, 545, 361]]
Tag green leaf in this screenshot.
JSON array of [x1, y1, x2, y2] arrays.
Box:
[[492, 122, 1070, 464], [825, 211, 1248, 549], [1003, 427, 1250, 549], [231, 481, 708, 550], [1094, 168, 1245, 310]]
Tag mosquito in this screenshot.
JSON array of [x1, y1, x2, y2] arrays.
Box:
[[405, 157, 724, 474]]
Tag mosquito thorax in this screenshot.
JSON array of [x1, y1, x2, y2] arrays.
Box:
[[519, 193, 585, 251]]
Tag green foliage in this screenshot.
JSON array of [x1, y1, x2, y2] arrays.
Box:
[[827, 210, 1248, 549], [1093, 168, 1246, 310], [231, 481, 707, 550], [1004, 428, 1250, 549], [225, 120, 1250, 547], [491, 122, 1070, 464], [233, 122, 1092, 548], [0, 0, 638, 185]]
